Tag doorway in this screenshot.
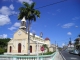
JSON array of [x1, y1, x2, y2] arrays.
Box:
[[30, 46, 32, 53], [18, 43, 21, 53], [10, 46, 12, 53]]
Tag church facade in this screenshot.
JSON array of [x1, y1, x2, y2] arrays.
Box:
[[5, 17, 55, 55]]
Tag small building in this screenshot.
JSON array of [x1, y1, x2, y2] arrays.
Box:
[[67, 44, 74, 51], [74, 37, 80, 50]]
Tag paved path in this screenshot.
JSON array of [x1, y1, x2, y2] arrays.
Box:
[[53, 51, 63, 60]]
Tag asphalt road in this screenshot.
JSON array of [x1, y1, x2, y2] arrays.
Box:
[[61, 50, 80, 60]]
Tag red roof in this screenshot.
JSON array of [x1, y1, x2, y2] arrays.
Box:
[[45, 37, 50, 40]]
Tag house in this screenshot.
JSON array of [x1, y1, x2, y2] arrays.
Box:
[[74, 37, 80, 50], [67, 44, 74, 51]]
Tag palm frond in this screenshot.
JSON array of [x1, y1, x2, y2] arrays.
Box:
[[19, 7, 25, 11], [23, 2, 30, 8], [18, 12, 25, 20], [18, 2, 40, 21], [30, 2, 35, 9]]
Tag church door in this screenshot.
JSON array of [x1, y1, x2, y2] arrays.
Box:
[[10, 46, 12, 53], [30, 46, 32, 53], [18, 43, 21, 53]]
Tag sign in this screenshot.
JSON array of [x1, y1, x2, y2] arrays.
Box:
[[40, 46, 44, 51]]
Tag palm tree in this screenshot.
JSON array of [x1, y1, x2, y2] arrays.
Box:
[[42, 44, 49, 52], [18, 2, 40, 55]]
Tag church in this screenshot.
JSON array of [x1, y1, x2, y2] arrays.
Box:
[[4, 17, 55, 55]]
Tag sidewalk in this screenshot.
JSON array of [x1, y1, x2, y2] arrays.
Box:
[[53, 51, 63, 60]]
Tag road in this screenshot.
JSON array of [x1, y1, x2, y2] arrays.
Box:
[[61, 50, 80, 60]]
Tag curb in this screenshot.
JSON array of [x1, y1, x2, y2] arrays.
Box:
[[52, 52, 57, 60]]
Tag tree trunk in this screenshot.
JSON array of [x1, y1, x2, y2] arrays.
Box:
[[28, 21, 30, 55]]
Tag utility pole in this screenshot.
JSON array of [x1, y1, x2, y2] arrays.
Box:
[[55, 41, 58, 51], [69, 37, 71, 45], [69, 37, 71, 50]]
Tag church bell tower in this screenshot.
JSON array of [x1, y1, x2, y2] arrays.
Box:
[[19, 17, 26, 31]]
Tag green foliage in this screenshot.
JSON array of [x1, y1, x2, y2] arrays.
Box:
[[40, 51, 55, 55], [18, 2, 40, 21], [0, 38, 10, 48], [42, 44, 49, 52], [0, 38, 10, 54], [0, 48, 5, 54]]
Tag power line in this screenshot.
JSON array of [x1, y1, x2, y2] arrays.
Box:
[[36, 0, 67, 9]]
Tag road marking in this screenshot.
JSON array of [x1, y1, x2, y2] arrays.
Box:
[[60, 52, 66, 60], [70, 57, 77, 60]]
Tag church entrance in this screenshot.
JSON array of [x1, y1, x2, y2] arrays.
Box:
[[10, 46, 12, 53], [18, 43, 21, 53], [30, 46, 32, 53]]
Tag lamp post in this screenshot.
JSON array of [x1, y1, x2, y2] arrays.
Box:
[[33, 32, 39, 60], [40, 32, 43, 38]]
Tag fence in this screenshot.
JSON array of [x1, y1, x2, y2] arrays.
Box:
[[0, 52, 56, 60]]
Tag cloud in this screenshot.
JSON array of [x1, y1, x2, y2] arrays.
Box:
[[0, 15, 11, 26], [8, 22, 20, 30], [8, 26, 17, 30], [0, 34, 7, 38], [72, 16, 80, 20], [67, 32, 72, 35], [62, 23, 74, 28], [52, 13, 56, 16], [62, 43, 65, 46], [18, 0, 33, 4], [75, 26, 78, 28], [13, 22, 20, 27], [47, 12, 50, 14], [72, 41, 74, 43], [0, 4, 18, 26], [9, 4, 14, 10], [57, 9, 61, 12], [32, 30, 36, 34], [57, 24, 60, 26], [3, 0, 13, 2], [0, 4, 17, 16]]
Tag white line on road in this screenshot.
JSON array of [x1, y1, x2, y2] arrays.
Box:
[[70, 57, 77, 60], [60, 52, 66, 60]]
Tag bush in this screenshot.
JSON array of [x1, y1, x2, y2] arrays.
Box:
[[40, 51, 55, 55], [0, 48, 5, 54]]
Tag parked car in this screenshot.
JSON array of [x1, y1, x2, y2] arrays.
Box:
[[69, 50, 74, 54], [73, 50, 79, 55], [78, 50, 80, 56], [69, 49, 79, 55]]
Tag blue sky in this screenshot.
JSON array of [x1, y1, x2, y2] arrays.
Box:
[[0, 0, 80, 47]]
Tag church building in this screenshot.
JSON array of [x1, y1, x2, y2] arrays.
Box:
[[4, 17, 55, 55]]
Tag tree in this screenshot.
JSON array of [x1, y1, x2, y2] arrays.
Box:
[[0, 47, 4, 54], [42, 44, 49, 52], [18, 2, 40, 55], [0, 38, 10, 54]]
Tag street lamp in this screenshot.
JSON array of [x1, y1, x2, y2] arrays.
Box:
[[40, 32, 43, 38], [33, 32, 39, 60]]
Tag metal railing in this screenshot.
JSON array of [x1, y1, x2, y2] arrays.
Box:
[[0, 52, 56, 60]]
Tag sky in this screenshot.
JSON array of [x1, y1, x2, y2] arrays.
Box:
[[0, 0, 80, 47]]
